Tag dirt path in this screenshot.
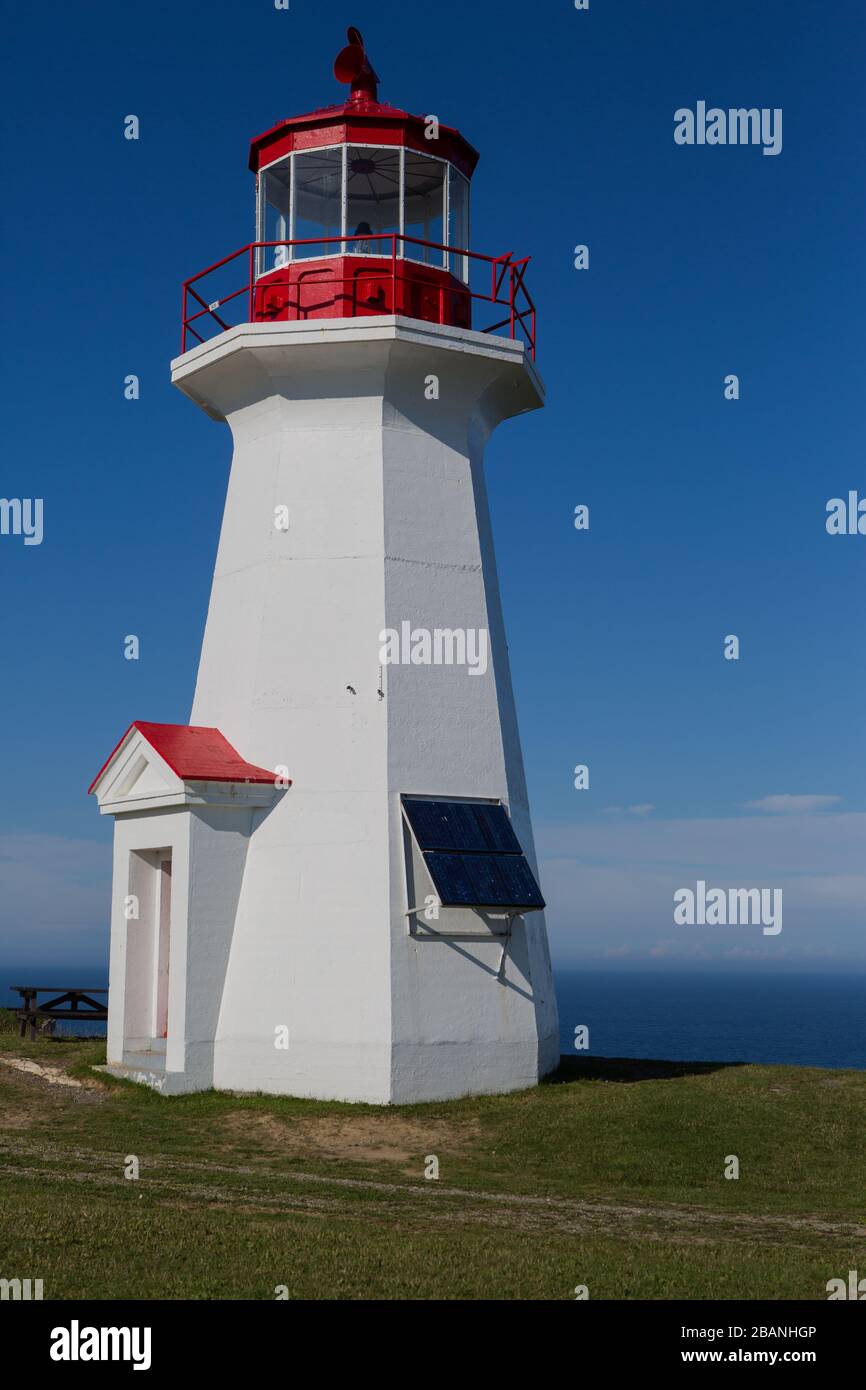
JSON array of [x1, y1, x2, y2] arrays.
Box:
[[0, 1137, 861, 1248], [0, 1059, 83, 1088]]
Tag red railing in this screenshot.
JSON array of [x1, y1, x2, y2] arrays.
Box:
[[180, 234, 536, 359]]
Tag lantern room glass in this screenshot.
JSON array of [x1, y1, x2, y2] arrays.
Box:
[[448, 167, 470, 282], [261, 164, 290, 272], [257, 146, 469, 279], [292, 148, 343, 260], [403, 151, 446, 267], [345, 146, 400, 254]]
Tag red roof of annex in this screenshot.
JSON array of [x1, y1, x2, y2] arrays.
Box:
[[88, 722, 278, 794]]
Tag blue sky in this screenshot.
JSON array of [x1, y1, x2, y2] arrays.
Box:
[[0, 0, 863, 970]]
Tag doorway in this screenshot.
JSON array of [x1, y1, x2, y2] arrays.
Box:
[[155, 854, 172, 1040], [123, 847, 173, 1056]]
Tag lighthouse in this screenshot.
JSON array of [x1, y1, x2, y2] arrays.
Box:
[[89, 29, 559, 1102]]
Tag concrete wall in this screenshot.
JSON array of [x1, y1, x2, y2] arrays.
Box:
[[378, 340, 559, 1100], [184, 806, 255, 1087], [172, 318, 559, 1102]]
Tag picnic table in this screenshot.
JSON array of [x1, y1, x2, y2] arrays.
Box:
[[11, 986, 108, 1040]]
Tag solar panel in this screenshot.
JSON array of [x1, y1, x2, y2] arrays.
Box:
[[403, 798, 545, 912], [424, 853, 477, 906], [403, 798, 524, 855], [474, 803, 522, 855], [491, 854, 546, 908], [462, 853, 509, 906], [401, 799, 451, 849], [402, 799, 486, 852]]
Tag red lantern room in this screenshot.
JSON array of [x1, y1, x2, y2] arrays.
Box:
[[181, 28, 535, 357]]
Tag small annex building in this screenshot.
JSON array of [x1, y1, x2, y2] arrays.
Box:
[[89, 721, 281, 1093]]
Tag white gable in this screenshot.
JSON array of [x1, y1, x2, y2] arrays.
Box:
[[92, 728, 185, 816], [92, 726, 280, 818]]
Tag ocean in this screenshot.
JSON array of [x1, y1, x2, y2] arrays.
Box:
[[2, 967, 864, 1069], [554, 968, 866, 1071]]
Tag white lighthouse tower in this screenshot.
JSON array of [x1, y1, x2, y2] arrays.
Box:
[[90, 29, 559, 1102]]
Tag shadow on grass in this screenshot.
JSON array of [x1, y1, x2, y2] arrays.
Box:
[[546, 1055, 747, 1085]]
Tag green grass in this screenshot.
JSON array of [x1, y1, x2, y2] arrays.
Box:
[[0, 1025, 864, 1299]]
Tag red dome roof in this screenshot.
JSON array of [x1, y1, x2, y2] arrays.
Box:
[[248, 97, 479, 180]]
